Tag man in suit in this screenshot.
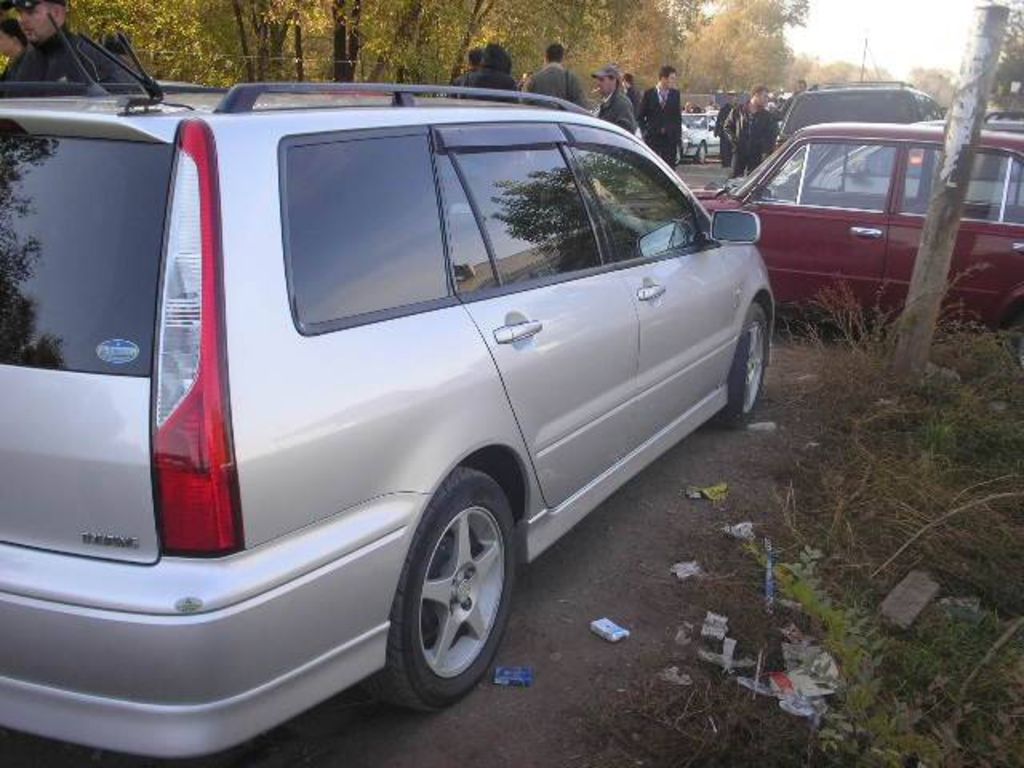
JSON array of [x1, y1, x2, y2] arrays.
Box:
[[637, 65, 682, 167]]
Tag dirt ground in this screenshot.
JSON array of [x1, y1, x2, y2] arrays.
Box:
[[3, 343, 820, 768]]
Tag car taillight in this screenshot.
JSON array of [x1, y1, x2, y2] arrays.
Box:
[[153, 119, 242, 556]]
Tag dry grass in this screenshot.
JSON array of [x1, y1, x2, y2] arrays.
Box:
[[776, 286, 1024, 767]]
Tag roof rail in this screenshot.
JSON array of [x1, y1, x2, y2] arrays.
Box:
[[809, 81, 911, 91], [0, 81, 156, 98], [214, 82, 590, 115]]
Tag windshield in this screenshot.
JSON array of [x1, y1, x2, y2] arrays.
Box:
[[784, 91, 916, 135], [682, 115, 709, 129]]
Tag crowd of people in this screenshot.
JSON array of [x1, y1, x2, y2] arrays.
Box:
[[451, 41, 801, 179], [0, 9, 793, 181]]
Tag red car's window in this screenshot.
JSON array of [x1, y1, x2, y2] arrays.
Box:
[[901, 146, 1009, 222], [800, 143, 896, 211], [1004, 161, 1024, 225]]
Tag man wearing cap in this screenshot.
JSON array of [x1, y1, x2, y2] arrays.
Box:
[[592, 64, 636, 134], [4, 0, 132, 87]]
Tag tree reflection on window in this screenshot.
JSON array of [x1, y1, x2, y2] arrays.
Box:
[[0, 136, 63, 369]]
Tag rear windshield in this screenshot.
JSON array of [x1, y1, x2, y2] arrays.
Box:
[[0, 135, 173, 376], [784, 92, 916, 135]]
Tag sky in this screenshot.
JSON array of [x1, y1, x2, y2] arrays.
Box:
[[786, 0, 981, 79]]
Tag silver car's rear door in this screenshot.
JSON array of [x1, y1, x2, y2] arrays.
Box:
[[0, 128, 174, 563]]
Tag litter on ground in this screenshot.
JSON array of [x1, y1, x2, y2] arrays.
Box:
[[764, 537, 776, 613], [778, 623, 809, 644], [721, 522, 755, 541], [938, 596, 984, 624], [675, 622, 695, 646], [657, 666, 694, 686], [701, 611, 729, 641], [746, 421, 778, 433], [685, 482, 729, 502], [781, 643, 840, 697], [590, 618, 630, 643], [493, 666, 534, 687], [670, 561, 704, 581], [698, 637, 757, 672], [736, 676, 775, 697]]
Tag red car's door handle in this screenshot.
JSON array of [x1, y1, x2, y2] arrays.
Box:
[[850, 227, 884, 240]]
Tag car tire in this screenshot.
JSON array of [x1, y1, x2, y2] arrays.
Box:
[[368, 467, 515, 710], [720, 303, 770, 425], [696, 142, 707, 165]]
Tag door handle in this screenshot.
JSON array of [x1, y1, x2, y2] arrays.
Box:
[[637, 284, 667, 302], [850, 226, 884, 240], [1012, 242, 1024, 253], [494, 320, 543, 345]]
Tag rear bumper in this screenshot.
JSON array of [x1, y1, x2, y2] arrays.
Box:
[[0, 494, 421, 758]]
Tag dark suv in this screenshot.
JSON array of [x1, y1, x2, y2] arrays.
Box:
[[779, 82, 943, 144]]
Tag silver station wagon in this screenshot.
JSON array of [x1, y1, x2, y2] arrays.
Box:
[[0, 83, 772, 757]]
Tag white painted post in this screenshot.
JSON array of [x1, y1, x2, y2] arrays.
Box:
[[892, 3, 1010, 378]]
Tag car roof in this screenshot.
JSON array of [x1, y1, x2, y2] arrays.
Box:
[[0, 95, 633, 147], [792, 121, 1024, 151]]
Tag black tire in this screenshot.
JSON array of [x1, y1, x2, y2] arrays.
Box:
[[720, 303, 770, 425], [368, 467, 515, 710]]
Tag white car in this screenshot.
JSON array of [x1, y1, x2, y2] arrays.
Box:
[[680, 113, 720, 164]]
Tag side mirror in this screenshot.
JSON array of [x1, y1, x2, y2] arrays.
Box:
[[711, 209, 760, 244]]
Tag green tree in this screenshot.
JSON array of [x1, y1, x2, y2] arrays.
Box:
[[683, 0, 809, 92]]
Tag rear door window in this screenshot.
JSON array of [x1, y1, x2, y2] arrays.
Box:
[[0, 136, 173, 375], [284, 132, 449, 332], [800, 142, 896, 211], [454, 148, 601, 286], [901, 146, 1010, 221]]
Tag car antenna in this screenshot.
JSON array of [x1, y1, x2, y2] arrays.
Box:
[[81, 31, 164, 104], [47, 11, 108, 97]]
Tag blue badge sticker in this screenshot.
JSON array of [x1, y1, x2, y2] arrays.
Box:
[[96, 339, 140, 366]]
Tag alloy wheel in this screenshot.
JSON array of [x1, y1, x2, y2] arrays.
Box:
[[418, 506, 505, 678]]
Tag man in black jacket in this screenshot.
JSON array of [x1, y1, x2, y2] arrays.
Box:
[[4, 0, 137, 88], [713, 98, 735, 168], [724, 85, 778, 178], [463, 43, 517, 92], [637, 65, 682, 167]]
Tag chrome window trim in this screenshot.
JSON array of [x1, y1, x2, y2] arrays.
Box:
[[1000, 156, 1013, 223], [756, 200, 888, 215], [795, 144, 810, 205]]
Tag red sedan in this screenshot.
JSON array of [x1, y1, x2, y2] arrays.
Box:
[[699, 122, 1024, 332]]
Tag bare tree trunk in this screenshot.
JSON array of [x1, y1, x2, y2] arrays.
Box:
[[332, 0, 362, 82], [450, 0, 493, 83], [294, 15, 304, 81], [230, 0, 255, 80], [892, 4, 1010, 379], [369, 0, 424, 82]]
